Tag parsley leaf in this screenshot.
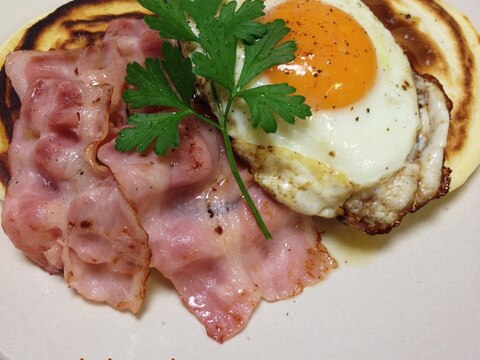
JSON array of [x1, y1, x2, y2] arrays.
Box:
[[237, 20, 296, 90], [123, 57, 188, 110], [161, 42, 197, 104], [181, 0, 223, 24], [139, 0, 197, 42], [238, 84, 311, 133], [116, 112, 187, 155], [218, 0, 267, 43], [118, 42, 209, 155], [116, 0, 313, 239], [188, 0, 268, 92], [190, 20, 237, 91]]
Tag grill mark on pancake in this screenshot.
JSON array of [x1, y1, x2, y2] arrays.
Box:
[[21, 0, 130, 49], [0, 69, 18, 185], [62, 13, 145, 28], [22, 12, 146, 50], [0, 152, 10, 186], [414, 0, 474, 157], [363, 0, 476, 159], [56, 14, 146, 49], [61, 30, 106, 49], [363, 0, 446, 69], [0, 69, 17, 141]]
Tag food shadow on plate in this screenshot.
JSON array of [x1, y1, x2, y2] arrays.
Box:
[[138, 268, 178, 317]]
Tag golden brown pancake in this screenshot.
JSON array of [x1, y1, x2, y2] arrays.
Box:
[[0, 0, 479, 198], [363, 0, 480, 190]]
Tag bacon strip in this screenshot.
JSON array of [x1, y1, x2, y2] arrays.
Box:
[[2, 79, 150, 313], [98, 118, 337, 342], [1, 19, 161, 313], [2, 18, 336, 338]]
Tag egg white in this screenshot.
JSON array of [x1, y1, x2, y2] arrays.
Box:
[[228, 0, 422, 217]]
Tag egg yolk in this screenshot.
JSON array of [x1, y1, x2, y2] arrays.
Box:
[[263, 0, 377, 110]]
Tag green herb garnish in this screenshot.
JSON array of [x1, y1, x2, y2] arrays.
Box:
[[115, 0, 312, 239]]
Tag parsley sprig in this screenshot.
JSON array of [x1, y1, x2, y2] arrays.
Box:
[[116, 0, 312, 239]]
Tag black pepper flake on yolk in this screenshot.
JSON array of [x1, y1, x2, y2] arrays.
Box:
[[263, 0, 377, 110]]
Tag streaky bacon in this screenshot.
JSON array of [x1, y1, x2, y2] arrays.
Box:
[[98, 118, 337, 342], [5, 19, 163, 117], [2, 18, 337, 339], [2, 18, 162, 313], [2, 78, 151, 313]]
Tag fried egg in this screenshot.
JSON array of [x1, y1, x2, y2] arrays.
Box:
[[228, 0, 451, 232]]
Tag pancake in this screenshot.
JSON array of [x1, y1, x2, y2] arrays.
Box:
[[0, 0, 479, 198], [363, 0, 480, 191]]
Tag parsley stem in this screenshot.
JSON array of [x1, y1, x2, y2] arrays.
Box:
[[208, 82, 272, 239], [220, 96, 272, 240], [191, 111, 222, 131], [221, 124, 272, 240]]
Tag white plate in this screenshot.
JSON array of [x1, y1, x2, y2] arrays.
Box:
[[1, 1, 479, 359]]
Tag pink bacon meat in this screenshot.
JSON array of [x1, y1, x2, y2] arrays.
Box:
[[2, 19, 161, 313], [2, 78, 151, 313], [2, 18, 336, 340], [99, 118, 337, 342]]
